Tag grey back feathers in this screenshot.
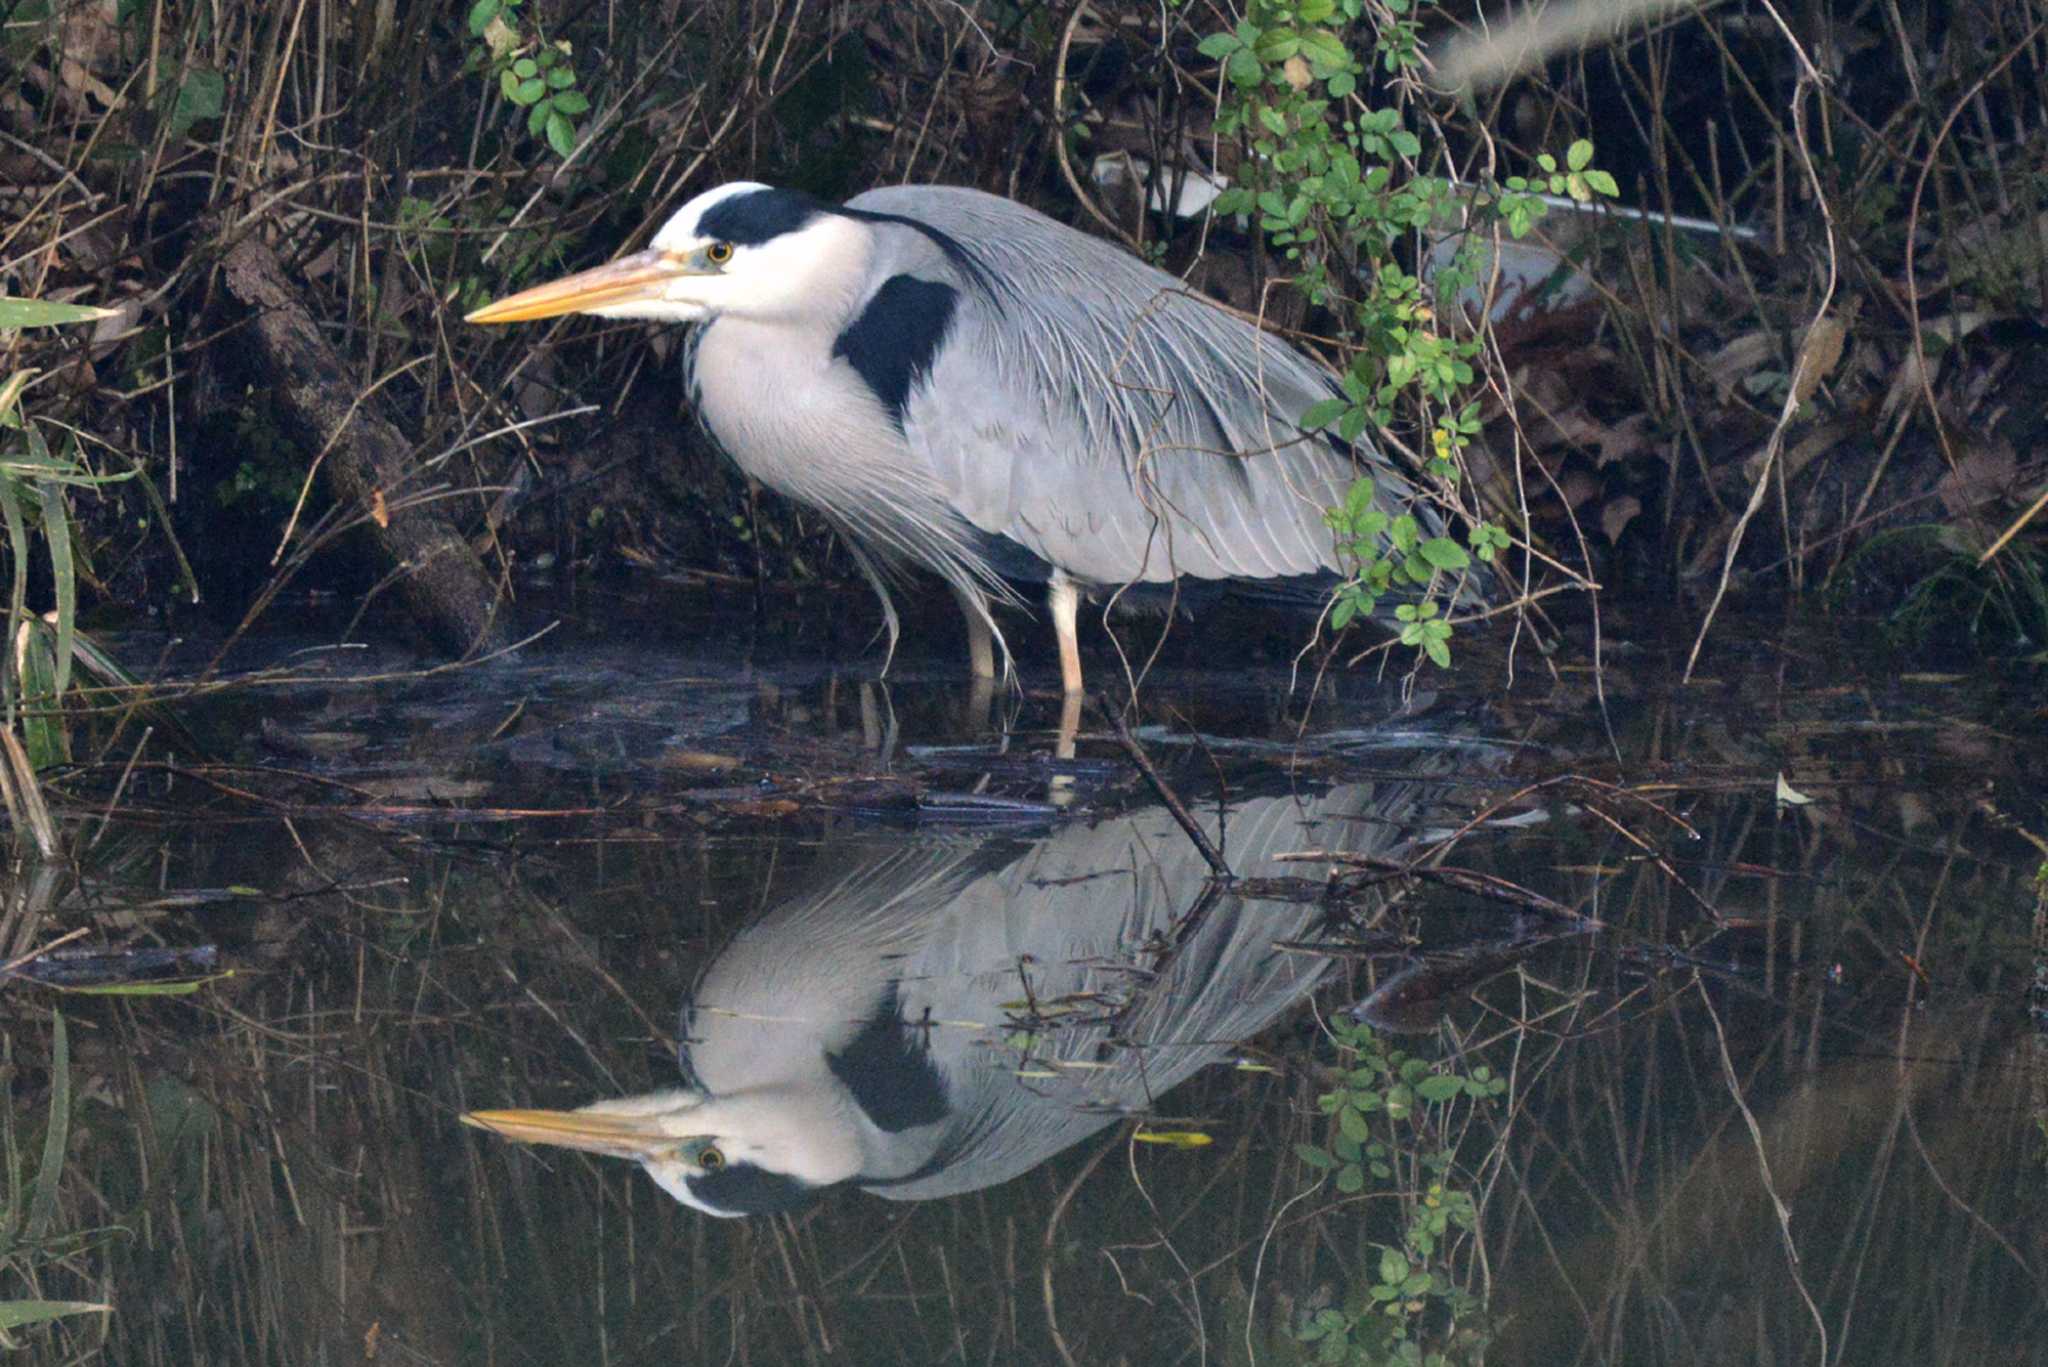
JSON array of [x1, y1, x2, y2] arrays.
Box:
[[847, 185, 1394, 587]]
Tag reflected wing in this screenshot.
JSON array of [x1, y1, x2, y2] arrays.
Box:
[[869, 762, 1471, 1201]]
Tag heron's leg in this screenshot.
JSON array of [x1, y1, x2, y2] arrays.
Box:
[[952, 582, 995, 680], [1048, 571, 1083, 695], [1055, 691, 1081, 760]]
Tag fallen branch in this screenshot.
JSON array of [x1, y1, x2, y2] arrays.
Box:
[[217, 227, 508, 657]]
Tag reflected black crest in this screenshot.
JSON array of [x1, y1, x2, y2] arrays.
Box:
[[687, 1162, 823, 1216], [697, 188, 826, 246]]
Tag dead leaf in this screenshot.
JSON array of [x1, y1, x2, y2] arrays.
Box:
[[1774, 773, 1815, 807], [1592, 412, 1655, 466], [1935, 439, 2017, 518], [88, 297, 145, 363], [665, 750, 741, 772], [370, 488, 389, 528], [1788, 312, 1849, 408], [1601, 495, 1641, 543], [724, 798, 799, 818], [1554, 468, 1600, 512], [1877, 313, 1988, 424], [1702, 330, 1776, 404]]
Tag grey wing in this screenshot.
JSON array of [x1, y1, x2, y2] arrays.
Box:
[[851, 185, 1416, 587]]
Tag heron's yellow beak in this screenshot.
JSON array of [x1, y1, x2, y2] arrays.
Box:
[[462, 1107, 696, 1161], [464, 250, 689, 324]]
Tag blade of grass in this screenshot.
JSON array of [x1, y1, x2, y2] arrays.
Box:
[[0, 1300, 112, 1331], [0, 369, 33, 426], [0, 728, 57, 855], [33, 474, 74, 703], [0, 471, 27, 723], [25, 1010, 68, 1241], [0, 299, 117, 328], [61, 974, 229, 996]]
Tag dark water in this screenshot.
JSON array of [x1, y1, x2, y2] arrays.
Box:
[[5, 587, 2044, 1365]]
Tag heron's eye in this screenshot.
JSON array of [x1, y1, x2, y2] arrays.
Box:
[[697, 1145, 726, 1172], [704, 241, 734, 266]]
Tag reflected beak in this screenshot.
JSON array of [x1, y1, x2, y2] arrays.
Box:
[[465, 250, 690, 324], [461, 1107, 700, 1162]]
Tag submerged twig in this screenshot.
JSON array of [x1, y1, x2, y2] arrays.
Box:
[[1100, 694, 1231, 879]]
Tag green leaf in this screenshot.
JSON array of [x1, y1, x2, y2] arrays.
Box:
[[1298, 30, 1350, 69], [0, 299, 116, 328], [1379, 1247, 1409, 1285], [516, 75, 547, 104], [1253, 30, 1300, 62], [1196, 32, 1242, 59], [1338, 1104, 1370, 1141], [466, 0, 500, 35], [1300, 397, 1348, 429], [513, 56, 537, 78], [1416, 1074, 1463, 1103], [551, 89, 589, 115], [1296, 1143, 1338, 1169], [1330, 596, 1357, 630], [1583, 168, 1619, 198], [547, 65, 575, 89], [527, 98, 550, 134], [1418, 536, 1469, 570], [169, 69, 224, 136], [1326, 69, 1356, 98], [1567, 137, 1593, 171], [1336, 1162, 1365, 1193], [545, 110, 575, 157], [499, 68, 521, 101]]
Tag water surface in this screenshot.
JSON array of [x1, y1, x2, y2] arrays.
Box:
[[6, 590, 2043, 1364]]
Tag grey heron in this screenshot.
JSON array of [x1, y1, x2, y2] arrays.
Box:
[[463, 737, 1486, 1216], [468, 182, 1474, 692]]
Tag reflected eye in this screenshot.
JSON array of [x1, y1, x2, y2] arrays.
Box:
[[697, 1145, 726, 1172], [704, 241, 734, 266]]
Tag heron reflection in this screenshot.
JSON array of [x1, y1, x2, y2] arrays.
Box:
[[466, 749, 1477, 1216]]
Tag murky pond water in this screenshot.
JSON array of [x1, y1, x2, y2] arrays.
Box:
[[5, 588, 2045, 1364]]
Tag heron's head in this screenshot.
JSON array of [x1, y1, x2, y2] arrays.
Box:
[[465, 183, 869, 328], [463, 1085, 867, 1217]]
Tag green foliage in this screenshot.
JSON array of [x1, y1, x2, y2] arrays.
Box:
[[1, 323, 138, 777], [1189, 0, 1619, 668], [1292, 1018, 1502, 1364], [1836, 526, 2048, 656], [468, 0, 591, 159]]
